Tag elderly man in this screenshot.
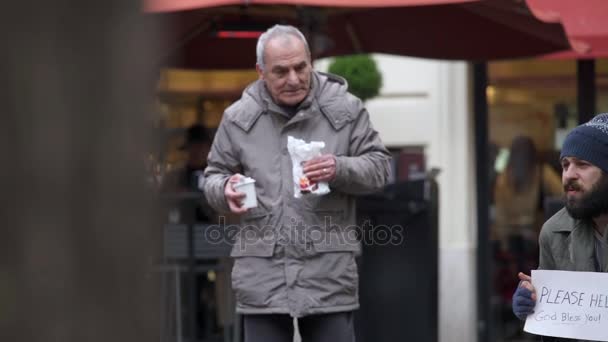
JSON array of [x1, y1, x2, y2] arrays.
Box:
[[512, 113, 608, 342], [203, 25, 391, 342]]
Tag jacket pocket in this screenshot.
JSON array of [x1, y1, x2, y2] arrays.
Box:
[[310, 209, 360, 253], [231, 256, 283, 307], [230, 208, 276, 257]]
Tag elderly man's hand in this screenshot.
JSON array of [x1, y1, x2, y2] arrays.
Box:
[[224, 174, 248, 215], [303, 154, 337, 183]]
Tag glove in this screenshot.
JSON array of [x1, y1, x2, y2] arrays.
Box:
[[512, 285, 535, 320]]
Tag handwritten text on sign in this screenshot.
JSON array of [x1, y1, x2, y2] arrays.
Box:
[[524, 270, 608, 341]]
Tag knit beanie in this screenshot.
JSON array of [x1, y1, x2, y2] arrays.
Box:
[[560, 113, 608, 173]]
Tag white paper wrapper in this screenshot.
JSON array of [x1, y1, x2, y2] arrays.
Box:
[[287, 136, 331, 198]]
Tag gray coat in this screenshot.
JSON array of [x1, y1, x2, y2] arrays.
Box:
[[539, 208, 607, 272], [537, 208, 607, 342], [203, 71, 391, 317]]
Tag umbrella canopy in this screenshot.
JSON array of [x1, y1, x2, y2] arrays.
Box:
[[146, 0, 479, 12], [527, 0, 608, 59], [146, 0, 572, 69]]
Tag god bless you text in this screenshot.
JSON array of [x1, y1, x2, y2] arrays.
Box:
[[534, 311, 601, 324]]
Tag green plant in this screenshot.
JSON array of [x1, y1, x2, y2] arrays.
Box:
[[328, 54, 382, 102]]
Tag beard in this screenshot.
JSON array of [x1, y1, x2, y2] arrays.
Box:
[[565, 173, 608, 220]]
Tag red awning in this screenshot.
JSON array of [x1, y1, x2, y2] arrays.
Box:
[[146, 0, 574, 69], [527, 0, 608, 59], [145, 0, 477, 13]]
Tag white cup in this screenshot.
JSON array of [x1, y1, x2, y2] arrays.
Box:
[[234, 177, 257, 209]]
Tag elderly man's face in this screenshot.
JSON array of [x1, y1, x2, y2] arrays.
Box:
[[562, 156, 608, 219], [257, 35, 312, 107]]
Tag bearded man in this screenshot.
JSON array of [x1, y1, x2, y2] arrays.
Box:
[[511, 113, 608, 342]]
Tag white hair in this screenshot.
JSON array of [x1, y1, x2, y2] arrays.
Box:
[[256, 24, 311, 71]]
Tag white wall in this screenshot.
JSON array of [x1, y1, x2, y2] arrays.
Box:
[[433, 62, 478, 342], [315, 54, 435, 147], [316, 55, 478, 342]]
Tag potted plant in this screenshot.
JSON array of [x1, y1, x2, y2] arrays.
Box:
[[328, 54, 382, 102]]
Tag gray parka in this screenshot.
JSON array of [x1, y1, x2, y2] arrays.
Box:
[[539, 208, 608, 272], [203, 71, 391, 317]]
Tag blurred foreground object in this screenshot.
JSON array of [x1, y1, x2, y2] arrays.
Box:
[[0, 1, 161, 341]]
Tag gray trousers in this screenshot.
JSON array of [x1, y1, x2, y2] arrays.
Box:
[[243, 312, 355, 342]]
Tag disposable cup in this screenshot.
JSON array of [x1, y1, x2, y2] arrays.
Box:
[[234, 177, 257, 209]]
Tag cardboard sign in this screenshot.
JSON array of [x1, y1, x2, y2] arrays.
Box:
[[524, 270, 608, 341]]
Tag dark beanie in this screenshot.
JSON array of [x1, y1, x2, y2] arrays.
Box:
[[560, 113, 608, 173]]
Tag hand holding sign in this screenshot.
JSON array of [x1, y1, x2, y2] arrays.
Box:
[[513, 272, 537, 320], [518, 272, 536, 295], [524, 270, 608, 342]]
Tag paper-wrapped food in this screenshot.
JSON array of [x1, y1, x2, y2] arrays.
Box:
[[287, 136, 331, 198]]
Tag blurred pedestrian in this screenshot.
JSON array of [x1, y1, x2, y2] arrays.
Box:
[[162, 124, 215, 222]]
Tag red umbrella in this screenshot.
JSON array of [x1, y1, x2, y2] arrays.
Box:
[[145, 0, 571, 69], [147, 0, 478, 11], [527, 0, 608, 59]]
